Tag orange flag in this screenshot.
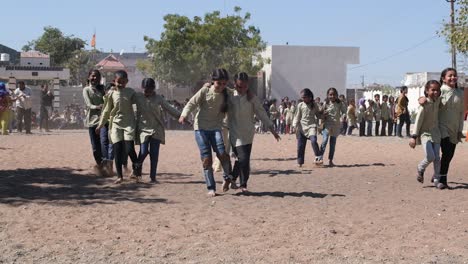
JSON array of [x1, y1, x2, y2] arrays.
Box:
[[91, 34, 96, 48]]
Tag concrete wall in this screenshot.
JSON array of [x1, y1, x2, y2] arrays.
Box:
[[263, 45, 359, 101], [20, 57, 50, 67], [0, 67, 70, 80]]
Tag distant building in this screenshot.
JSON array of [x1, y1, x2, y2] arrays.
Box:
[[95, 52, 149, 89], [20, 51, 50, 67], [261, 45, 359, 100], [403, 71, 467, 113]]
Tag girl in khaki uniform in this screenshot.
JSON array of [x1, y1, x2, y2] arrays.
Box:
[[135, 78, 181, 183], [179, 69, 232, 197], [437, 68, 465, 189], [97, 70, 139, 184], [318, 88, 347, 166], [409, 80, 441, 186], [228, 72, 280, 191], [346, 99, 357, 135], [293, 88, 322, 166]]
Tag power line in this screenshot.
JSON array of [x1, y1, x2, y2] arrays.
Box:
[[349, 35, 438, 70]]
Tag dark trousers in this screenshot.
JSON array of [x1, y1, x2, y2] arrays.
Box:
[[439, 137, 457, 184], [340, 121, 348, 135], [138, 138, 161, 180], [297, 132, 320, 165], [114, 140, 138, 178], [347, 125, 356, 135], [359, 120, 366, 137], [374, 121, 380, 136], [88, 126, 103, 165], [387, 119, 394, 136], [16, 107, 31, 133], [380, 119, 388, 136], [232, 144, 253, 188], [366, 121, 373, 136], [397, 114, 410, 137], [39, 105, 52, 130]]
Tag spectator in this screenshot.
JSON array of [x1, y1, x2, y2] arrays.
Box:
[[13, 81, 33, 134], [39, 84, 55, 132]]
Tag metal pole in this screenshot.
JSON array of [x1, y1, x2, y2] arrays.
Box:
[[446, 0, 457, 70]]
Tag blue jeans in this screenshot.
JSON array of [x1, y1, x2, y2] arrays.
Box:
[[297, 132, 320, 165], [100, 124, 112, 161], [366, 121, 373, 136], [319, 128, 337, 161], [194, 130, 231, 191], [138, 138, 161, 180]]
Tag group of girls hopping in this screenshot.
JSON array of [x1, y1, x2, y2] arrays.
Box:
[[293, 87, 346, 167], [84, 68, 280, 195], [84, 69, 181, 184], [179, 69, 280, 196], [410, 67, 464, 190]]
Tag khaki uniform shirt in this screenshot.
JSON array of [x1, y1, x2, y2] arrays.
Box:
[[380, 102, 390, 121], [439, 84, 465, 144], [99, 87, 137, 143], [82, 85, 104, 127], [293, 102, 321, 138], [373, 101, 381, 121], [412, 98, 441, 145], [227, 91, 273, 147], [347, 105, 357, 126], [181, 84, 226, 131], [323, 101, 347, 137], [136, 93, 181, 145]]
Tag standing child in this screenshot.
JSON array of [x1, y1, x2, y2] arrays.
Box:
[[358, 98, 366, 137], [346, 99, 357, 135], [388, 96, 396, 136], [284, 102, 293, 134], [380, 95, 390, 136], [135, 78, 181, 183], [365, 100, 374, 136], [339, 94, 348, 135], [293, 88, 322, 167], [179, 68, 232, 197], [373, 94, 381, 136], [318, 88, 346, 166], [96, 70, 139, 184], [409, 80, 441, 186]]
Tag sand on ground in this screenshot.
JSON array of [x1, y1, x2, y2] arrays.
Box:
[[0, 130, 467, 264]]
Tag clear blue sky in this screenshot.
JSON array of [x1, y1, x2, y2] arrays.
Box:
[[1, 0, 456, 86]]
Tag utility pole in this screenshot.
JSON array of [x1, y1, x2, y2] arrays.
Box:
[[446, 0, 457, 70], [361, 75, 365, 88]]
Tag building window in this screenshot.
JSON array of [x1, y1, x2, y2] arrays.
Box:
[[32, 72, 38, 76]]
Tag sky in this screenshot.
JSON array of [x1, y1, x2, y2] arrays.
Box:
[[1, 0, 459, 86]]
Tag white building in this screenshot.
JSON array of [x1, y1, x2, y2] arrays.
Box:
[[403, 71, 467, 113], [20, 51, 50, 67], [261, 45, 359, 100]]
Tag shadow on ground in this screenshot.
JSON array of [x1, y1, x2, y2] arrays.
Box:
[[448, 182, 468, 190], [330, 163, 393, 168], [252, 157, 297, 162], [235, 191, 345, 198], [0, 168, 168, 206], [251, 169, 309, 177]]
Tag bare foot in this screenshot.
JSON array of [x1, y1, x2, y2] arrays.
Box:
[[241, 187, 249, 193], [114, 177, 123, 184], [207, 190, 216, 197], [222, 180, 230, 192], [328, 160, 335, 167]]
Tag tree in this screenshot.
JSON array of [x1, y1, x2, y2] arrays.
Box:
[[142, 7, 267, 86], [23, 26, 86, 66], [66, 50, 100, 85], [439, 0, 468, 54]]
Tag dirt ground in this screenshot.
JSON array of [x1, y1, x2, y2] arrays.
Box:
[[0, 130, 467, 264]]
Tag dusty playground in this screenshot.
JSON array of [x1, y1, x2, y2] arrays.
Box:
[[0, 130, 467, 264]]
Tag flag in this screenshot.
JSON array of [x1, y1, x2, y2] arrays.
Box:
[[91, 34, 96, 48]]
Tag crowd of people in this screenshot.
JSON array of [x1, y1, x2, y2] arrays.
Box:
[[0, 67, 465, 195]]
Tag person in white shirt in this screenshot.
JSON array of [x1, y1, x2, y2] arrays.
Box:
[[13, 81, 33, 134]]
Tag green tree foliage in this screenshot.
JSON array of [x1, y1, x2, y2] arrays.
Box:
[[439, 0, 468, 54], [142, 7, 266, 85], [66, 50, 100, 85], [22, 26, 86, 66]]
